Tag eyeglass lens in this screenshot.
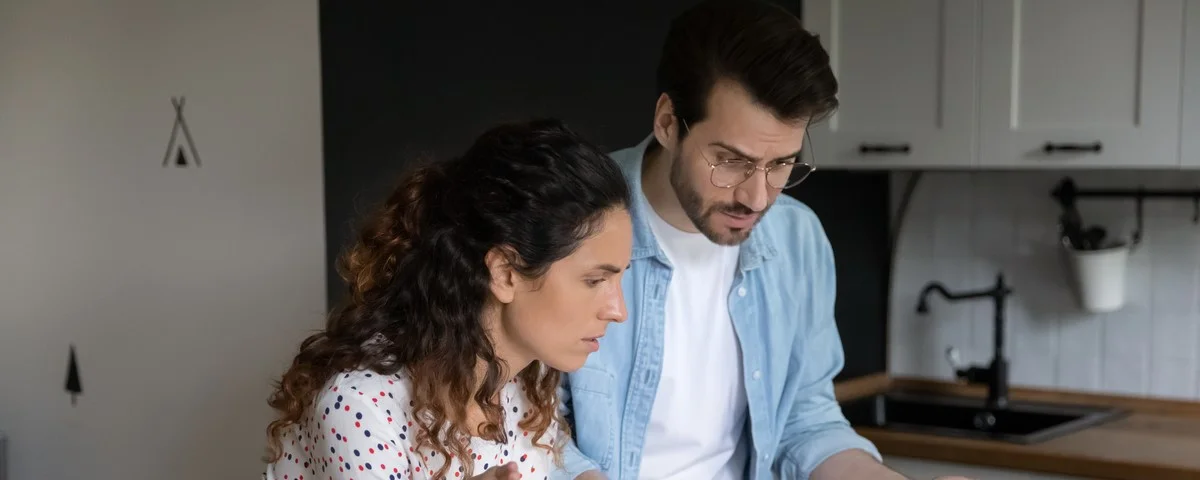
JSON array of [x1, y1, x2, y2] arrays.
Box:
[[707, 133, 816, 189]]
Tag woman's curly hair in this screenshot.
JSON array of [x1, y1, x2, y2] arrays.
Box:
[[264, 118, 630, 478]]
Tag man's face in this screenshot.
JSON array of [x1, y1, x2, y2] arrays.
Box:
[[668, 80, 810, 246]]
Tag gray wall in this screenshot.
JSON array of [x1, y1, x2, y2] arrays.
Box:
[[0, 1, 327, 479]]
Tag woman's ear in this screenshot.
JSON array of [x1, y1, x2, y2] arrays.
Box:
[[486, 247, 517, 304]]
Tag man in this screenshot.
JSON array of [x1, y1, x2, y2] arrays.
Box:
[[552, 1, 912, 479]]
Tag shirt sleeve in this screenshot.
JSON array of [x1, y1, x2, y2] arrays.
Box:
[[551, 374, 602, 480], [773, 224, 881, 478], [312, 386, 414, 479]]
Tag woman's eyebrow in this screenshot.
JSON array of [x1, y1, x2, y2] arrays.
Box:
[[593, 264, 623, 274]]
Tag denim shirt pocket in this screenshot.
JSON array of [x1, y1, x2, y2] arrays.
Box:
[[567, 366, 616, 470]]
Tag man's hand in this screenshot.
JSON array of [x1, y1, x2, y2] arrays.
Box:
[[573, 469, 607, 480], [811, 450, 977, 480], [467, 462, 520, 480], [811, 449, 908, 479]]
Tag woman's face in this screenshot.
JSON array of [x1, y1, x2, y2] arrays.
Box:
[[492, 208, 634, 373]]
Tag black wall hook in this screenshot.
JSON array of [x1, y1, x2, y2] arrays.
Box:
[[1134, 190, 1145, 246]]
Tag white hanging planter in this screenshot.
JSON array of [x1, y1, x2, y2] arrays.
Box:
[[1062, 238, 1131, 313]]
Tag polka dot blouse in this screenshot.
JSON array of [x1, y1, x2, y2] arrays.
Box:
[[269, 369, 559, 480]]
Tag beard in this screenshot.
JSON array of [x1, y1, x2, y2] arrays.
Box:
[[668, 148, 768, 246]]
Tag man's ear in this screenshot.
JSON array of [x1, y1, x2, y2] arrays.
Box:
[[486, 247, 517, 304], [652, 93, 678, 149]]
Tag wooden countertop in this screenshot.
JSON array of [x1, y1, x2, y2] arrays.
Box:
[[835, 374, 1200, 480]]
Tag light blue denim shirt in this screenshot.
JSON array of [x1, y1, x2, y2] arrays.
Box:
[[553, 135, 880, 480]]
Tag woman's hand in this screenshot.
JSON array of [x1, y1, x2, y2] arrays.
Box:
[[467, 462, 520, 480]]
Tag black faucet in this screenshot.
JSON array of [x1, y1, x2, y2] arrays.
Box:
[[916, 273, 1014, 411]]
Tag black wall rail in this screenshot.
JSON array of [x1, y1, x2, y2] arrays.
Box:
[[1051, 176, 1200, 247]]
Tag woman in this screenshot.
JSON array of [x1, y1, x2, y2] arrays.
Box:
[[265, 119, 633, 480]]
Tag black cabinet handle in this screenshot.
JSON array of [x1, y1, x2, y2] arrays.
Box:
[[1043, 142, 1102, 154], [858, 143, 911, 155]]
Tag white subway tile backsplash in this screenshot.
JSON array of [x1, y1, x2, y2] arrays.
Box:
[[889, 171, 1200, 400], [1101, 352, 1149, 396], [1055, 321, 1102, 392], [1149, 356, 1198, 399]]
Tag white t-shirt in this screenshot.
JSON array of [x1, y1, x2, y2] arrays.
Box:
[[639, 207, 750, 480], [269, 369, 559, 480]]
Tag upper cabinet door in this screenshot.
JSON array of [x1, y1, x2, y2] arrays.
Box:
[[1182, 1, 1200, 167], [802, 0, 980, 169], [978, 0, 1186, 168]]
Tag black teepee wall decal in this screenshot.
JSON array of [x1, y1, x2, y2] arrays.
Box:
[[162, 96, 202, 168], [66, 344, 82, 405]]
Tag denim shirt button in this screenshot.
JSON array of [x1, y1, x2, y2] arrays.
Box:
[[752, 370, 762, 380], [737, 287, 747, 297]]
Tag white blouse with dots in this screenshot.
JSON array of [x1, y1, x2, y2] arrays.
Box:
[[269, 369, 559, 480]]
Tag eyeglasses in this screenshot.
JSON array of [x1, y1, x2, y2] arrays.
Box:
[[679, 118, 817, 190]]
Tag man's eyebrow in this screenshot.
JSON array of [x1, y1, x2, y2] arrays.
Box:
[[711, 141, 803, 163]]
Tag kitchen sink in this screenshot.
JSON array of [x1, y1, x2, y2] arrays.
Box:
[[840, 391, 1128, 444]]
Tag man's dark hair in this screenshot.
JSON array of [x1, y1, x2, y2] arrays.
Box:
[[657, 0, 838, 135]]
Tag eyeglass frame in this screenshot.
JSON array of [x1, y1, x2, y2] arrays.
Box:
[[678, 116, 817, 190]]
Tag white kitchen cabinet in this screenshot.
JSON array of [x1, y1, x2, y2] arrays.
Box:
[[977, 0, 1186, 168], [884, 456, 1096, 480], [808, 0, 1194, 170], [1183, 1, 1200, 167], [801, 0, 981, 169]]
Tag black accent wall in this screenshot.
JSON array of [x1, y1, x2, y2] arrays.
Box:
[[318, 1, 887, 379], [785, 172, 890, 379]]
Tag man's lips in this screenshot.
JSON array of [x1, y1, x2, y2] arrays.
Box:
[[721, 210, 759, 229]]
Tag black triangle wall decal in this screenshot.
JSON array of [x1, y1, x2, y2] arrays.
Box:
[[175, 146, 189, 167], [66, 344, 82, 405]]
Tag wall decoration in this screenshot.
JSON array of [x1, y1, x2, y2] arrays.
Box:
[[162, 96, 202, 168], [65, 344, 82, 405]]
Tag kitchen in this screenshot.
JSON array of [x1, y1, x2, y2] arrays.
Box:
[[804, 1, 1200, 479], [2, 1, 1199, 480]]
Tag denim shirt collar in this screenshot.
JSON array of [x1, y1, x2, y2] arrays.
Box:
[[615, 134, 778, 272]]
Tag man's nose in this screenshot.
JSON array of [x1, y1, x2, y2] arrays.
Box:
[[735, 170, 771, 212]]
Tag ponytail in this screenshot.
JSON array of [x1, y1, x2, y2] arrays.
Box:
[[338, 163, 448, 306], [265, 162, 449, 462]]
